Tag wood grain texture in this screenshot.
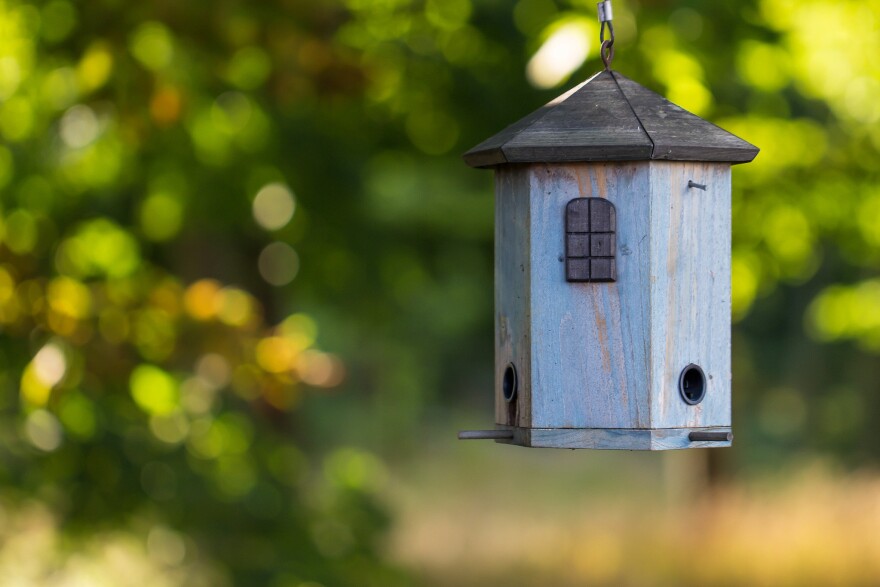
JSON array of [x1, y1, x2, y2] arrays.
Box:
[[528, 162, 652, 429], [463, 70, 759, 168], [648, 162, 731, 428], [492, 161, 733, 443], [463, 71, 653, 168], [495, 426, 732, 450], [494, 166, 532, 427], [612, 72, 759, 164]]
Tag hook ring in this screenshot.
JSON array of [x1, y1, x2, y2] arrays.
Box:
[[600, 39, 615, 70]]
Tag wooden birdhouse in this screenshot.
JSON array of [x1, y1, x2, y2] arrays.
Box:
[[460, 70, 758, 450]]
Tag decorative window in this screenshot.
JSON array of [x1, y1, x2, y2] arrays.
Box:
[[565, 198, 617, 283]]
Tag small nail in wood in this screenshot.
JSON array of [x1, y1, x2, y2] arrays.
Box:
[[688, 180, 707, 190]]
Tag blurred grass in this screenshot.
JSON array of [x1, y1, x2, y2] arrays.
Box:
[[387, 428, 880, 587]]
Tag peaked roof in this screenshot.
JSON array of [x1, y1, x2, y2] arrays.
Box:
[[463, 70, 758, 168]]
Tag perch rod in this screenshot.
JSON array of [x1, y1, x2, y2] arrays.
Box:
[[458, 430, 515, 440], [688, 431, 733, 442]]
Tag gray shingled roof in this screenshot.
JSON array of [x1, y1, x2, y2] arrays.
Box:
[[463, 70, 759, 168]]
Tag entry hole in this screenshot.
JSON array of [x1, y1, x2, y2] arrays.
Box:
[[679, 364, 706, 405], [502, 363, 518, 403]]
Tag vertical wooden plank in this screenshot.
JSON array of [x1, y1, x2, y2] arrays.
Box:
[[648, 162, 731, 428], [529, 162, 651, 429], [495, 166, 531, 428]]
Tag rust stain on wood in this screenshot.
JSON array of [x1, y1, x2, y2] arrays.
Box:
[[593, 164, 609, 199], [592, 294, 612, 375], [574, 164, 592, 197]]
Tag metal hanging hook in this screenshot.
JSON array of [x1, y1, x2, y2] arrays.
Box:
[[597, 0, 615, 70]]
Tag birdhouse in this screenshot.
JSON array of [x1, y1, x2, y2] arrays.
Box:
[[460, 70, 758, 450]]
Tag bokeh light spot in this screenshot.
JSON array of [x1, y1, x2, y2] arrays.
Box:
[[252, 183, 296, 231], [140, 192, 183, 242], [184, 279, 222, 321], [33, 343, 66, 388], [21, 364, 51, 406], [55, 219, 141, 279], [58, 392, 96, 438], [130, 22, 174, 70], [216, 287, 253, 327], [527, 19, 593, 89], [130, 364, 179, 416], [25, 410, 63, 451], [60, 105, 100, 148], [21, 343, 68, 407], [258, 242, 299, 286], [256, 337, 296, 374], [196, 354, 231, 390], [296, 350, 345, 388], [77, 42, 113, 92], [181, 377, 217, 415], [47, 276, 92, 320], [149, 412, 189, 444]]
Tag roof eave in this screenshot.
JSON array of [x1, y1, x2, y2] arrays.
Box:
[[650, 143, 760, 164], [462, 69, 761, 169], [462, 147, 507, 168]]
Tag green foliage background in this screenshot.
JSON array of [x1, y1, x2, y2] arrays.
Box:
[[0, 0, 877, 584]]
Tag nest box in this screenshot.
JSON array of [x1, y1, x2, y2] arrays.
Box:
[[461, 70, 758, 450]]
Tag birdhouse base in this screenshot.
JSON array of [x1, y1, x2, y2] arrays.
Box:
[[494, 426, 732, 451]]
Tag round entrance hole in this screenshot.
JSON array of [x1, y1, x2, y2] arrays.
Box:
[[502, 363, 518, 403], [679, 364, 706, 405]]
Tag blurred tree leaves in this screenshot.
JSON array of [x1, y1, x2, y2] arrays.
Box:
[[0, 0, 407, 584]]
